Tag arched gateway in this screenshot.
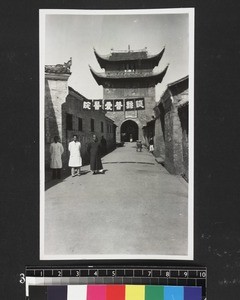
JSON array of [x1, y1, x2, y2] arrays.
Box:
[[121, 120, 138, 142], [89, 46, 168, 143]]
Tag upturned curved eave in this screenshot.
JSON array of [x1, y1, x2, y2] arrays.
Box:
[[89, 64, 169, 86], [89, 65, 104, 85], [93, 47, 165, 69]]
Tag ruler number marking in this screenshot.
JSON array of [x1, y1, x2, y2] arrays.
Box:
[[199, 271, 206, 278], [19, 273, 25, 284]]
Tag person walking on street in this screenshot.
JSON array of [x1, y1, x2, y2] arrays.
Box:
[[87, 134, 104, 175], [149, 137, 154, 153], [50, 136, 64, 179], [68, 135, 82, 177]]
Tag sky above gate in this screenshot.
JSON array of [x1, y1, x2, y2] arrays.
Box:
[[42, 9, 193, 101]]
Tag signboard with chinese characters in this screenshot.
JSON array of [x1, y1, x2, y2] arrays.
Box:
[[83, 98, 145, 111]]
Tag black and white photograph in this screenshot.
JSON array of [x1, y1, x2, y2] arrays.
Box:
[[40, 8, 194, 260]]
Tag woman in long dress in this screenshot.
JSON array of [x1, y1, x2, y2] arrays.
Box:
[[68, 135, 82, 177], [50, 136, 64, 179], [87, 134, 104, 175]]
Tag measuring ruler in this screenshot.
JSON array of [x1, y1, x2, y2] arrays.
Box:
[[24, 265, 207, 299]]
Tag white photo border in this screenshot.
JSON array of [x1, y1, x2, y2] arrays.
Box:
[[40, 8, 195, 261]]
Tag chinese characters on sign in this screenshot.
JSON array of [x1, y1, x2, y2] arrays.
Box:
[[83, 98, 145, 111], [114, 100, 124, 111], [135, 98, 145, 110], [83, 100, 92, 110], [125, 99, 135, 111], [93, 100, 102, 111], [124, 98, 145, 111], [104, 100, 114, 111]]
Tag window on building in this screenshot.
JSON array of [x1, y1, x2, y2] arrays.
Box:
[[101, 121, 104, 133], [91, 118, 94, 132], [66, 113, 73, 130], [78, 118, 82, 131]]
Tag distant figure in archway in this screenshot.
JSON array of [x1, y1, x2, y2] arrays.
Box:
[[120, 120, 139, 142]]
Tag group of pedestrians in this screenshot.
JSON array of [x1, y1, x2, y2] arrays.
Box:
[[49, 134, 107, 180]]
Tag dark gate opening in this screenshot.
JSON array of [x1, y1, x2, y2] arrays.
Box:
[[120, 120, 139, 142]]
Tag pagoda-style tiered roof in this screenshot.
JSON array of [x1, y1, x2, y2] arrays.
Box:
[[94, 47, 165, 70], [89, 64, 169, 87]]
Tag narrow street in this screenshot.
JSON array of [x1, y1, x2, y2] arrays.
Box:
[[44, 143, 189, 258]]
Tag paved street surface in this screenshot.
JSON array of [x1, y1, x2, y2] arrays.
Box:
[[44, 143, 188, 258]]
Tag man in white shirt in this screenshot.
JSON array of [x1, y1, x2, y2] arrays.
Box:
[[68, 135, 82, 177]]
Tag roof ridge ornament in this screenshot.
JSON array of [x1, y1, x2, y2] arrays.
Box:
[[45, 57, 72, 74]]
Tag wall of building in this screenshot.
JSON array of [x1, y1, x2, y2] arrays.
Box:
[[104, 87, 155, 143], [62, 90, 116, 166], [178, 104, 189, 181], [152, 105, 165, 158], [161, 92, 184, 175], [164, 107, 174, 173], [45, 74, 70, 167], [45, 73, 116, 172], [165, 105, 184, 174], [142, 119, 155, 149], [154, 119, 164, 158], [153, 79, 189, 180]]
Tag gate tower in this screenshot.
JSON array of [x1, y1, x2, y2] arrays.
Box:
[[89, 46, 168, 143]]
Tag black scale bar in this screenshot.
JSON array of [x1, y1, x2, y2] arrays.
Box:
[[25, 266, 207, 299]]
